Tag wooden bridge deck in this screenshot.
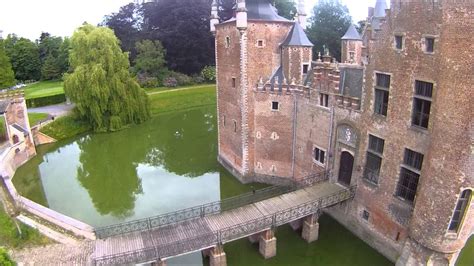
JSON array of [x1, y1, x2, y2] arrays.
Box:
[[93, 181, 351, 265]]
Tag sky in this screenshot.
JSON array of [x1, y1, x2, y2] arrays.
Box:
[[0, 0, 383, 41]]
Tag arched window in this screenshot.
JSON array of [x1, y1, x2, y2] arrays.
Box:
[[12, 135, 19, 144], [448, 189, 472, 233]]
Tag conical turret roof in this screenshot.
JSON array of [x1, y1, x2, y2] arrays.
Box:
[[374, 0, 388, 18], [281, 22, 313, 47], [246, 0, 289, 21], [341, 24, 362, 40]]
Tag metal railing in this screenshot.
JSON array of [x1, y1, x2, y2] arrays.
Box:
[[93, 185, 356, 265], [94, 172, 329, 239]]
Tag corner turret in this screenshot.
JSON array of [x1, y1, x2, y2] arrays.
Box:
[[341, 24, 363, 65], [236, 0, 248, 32], [281, 23, 313, 84], [210, 0, 220, 35], [296, 0, 307, 29]]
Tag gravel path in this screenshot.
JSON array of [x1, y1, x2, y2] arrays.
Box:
[[28, 103, 74, 118], [10, 241, 94, 265]]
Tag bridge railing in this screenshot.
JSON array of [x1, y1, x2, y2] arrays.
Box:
[[93, 185, 356, 265], [94, 172, 328, 239]]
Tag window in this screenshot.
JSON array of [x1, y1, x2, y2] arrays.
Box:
[[225, 36, 230, 48], [412, 80, 433, 129], [257, 40, 264, 47], [363, 135, 385, 184], [233, 121, 237, 133], [396, 149, 424, 203], [314, 147, 325, 165], [374, 73, 390, 116], [448, 190, 472, 233], [425, 37, 435, 53], [303, 64, 309, 74], [272, 101, 279, 111], [320, 93, 329, 107], [395, 35, 403, 50], [223, 116, 226, 127], [349, 52, 355, 62], [362, 210, 370, 221], [232, 77, 236, 88]]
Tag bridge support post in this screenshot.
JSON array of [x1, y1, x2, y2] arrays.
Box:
[[259, 229, 277, 259], [302, 214, 319, 243], [210, 245, 227, 266], [151, 259, 166, 266]]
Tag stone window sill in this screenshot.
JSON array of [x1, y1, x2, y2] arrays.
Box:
[[444, 232, 459, 240], [409, 125, 429, 135], [393, 195, 415, 209], [362, 178, 379, 188]]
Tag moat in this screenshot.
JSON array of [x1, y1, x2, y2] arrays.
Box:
[[11, 106, 471, 265]]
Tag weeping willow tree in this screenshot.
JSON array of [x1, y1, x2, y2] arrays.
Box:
[[64, 24, 150, 132]]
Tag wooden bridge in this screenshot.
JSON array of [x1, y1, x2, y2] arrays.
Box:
[[92, 173, 355, 265]]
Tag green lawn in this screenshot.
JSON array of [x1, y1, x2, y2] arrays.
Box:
[[145, 83, 215, 94], [148, 85, 216, 115], [457, 235, 474, 266], [24, 81, 64, 100], [0, 205, 50, 249], [28, 113, 49, 126]]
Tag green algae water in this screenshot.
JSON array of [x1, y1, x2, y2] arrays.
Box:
[[11, 106, 402, 265]]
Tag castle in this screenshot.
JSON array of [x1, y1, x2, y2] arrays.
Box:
[[211, 0, 473, 265]]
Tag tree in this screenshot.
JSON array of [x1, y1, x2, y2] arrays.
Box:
[[41, 54, 62, 80], [143, 0, 215, 74], [103, 3, 142, 61], [64, 24, 150, 132], [272, 0, 297, 20], [3, 35, 41, 81], [56, 37, 70, 74], [0, 41, 15, 89], [356, 20, 367, 34], [133, 40, 167, 78], [307, 0, 352, 61]]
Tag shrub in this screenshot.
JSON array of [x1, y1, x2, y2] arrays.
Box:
[[163, 77, 178, 87], [0, 118, 6, 140], [192, 75, 205, 84], [163, 71, 194, 87], [201, 66, 216, 82], [136, 73, 159, 88], [26, 94, 67, 108], [0, 248, 14, 266]]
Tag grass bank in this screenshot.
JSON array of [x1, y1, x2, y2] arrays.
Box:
[[24, 81, 64, 100], [40, 116, 91, 141], [0, 205, 50, 249], [28, 113, 49, 127]]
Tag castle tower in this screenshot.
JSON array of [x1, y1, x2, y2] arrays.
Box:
[[341, 24, 363, 65], [281, 23, 313, 84], [296, 0, 307, 29], [213, 0, 294, 181]]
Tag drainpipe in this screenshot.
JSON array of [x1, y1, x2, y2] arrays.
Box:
[[291, 94, 298, 178], [327, 106, 335, 175]]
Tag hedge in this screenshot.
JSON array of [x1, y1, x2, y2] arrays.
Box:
[[26, 93, 67, 108]]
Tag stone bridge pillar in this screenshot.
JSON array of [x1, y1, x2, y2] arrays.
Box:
[[151, 259, 166, 266], [259, 229, 277, 259], [302, 213, 319, 243], [209, 245, 227, 266]]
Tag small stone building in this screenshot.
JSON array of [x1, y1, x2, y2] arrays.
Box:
[[211, 0, 473, 264], [0, 93, 36, 177]]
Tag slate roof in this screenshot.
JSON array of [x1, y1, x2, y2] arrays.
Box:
[[0, 100, 9, 114], [246, 0, 289, 21], [342, 24, 362, 40], [268, 66, 286, 91], [374, 0, 388, 18], [11, 123, 29, 136], [282, 23, 314, 47], [339, 67, 363, 98]]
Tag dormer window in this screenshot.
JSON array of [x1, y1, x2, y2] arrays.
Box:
[[303, 64, 309, 74]]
